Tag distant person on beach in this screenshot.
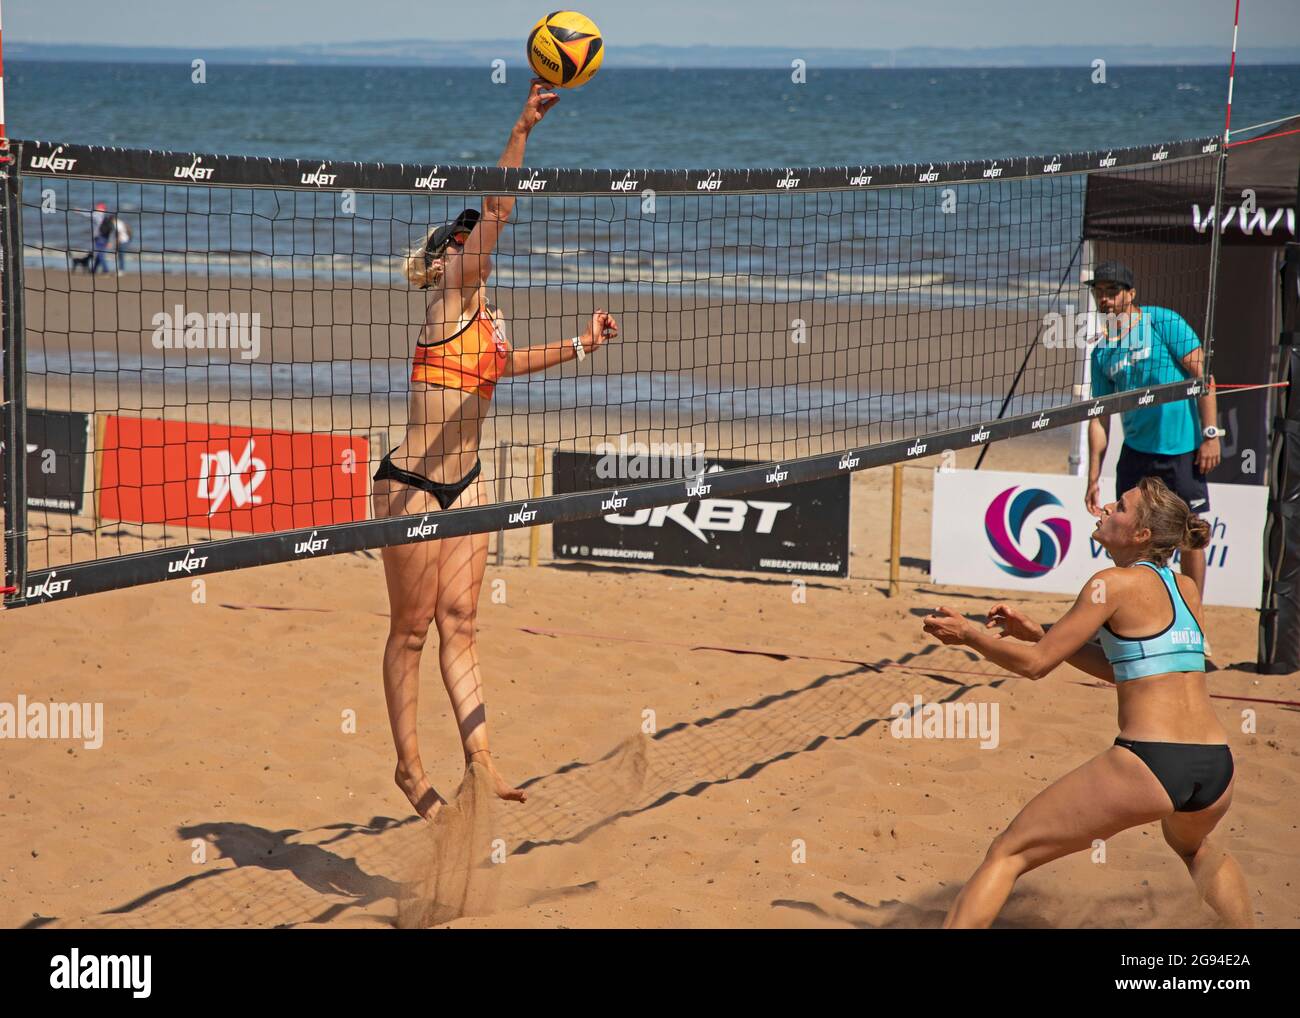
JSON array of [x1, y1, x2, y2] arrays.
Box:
[[922, 477, 1250, 929], [1085, 260, 1221, 595], [71, 202, 111, 273], [88, 203, 115, 275], [113, 214, 132, 273], [71, 204, 131, 275], [91, 201, 107, 242]]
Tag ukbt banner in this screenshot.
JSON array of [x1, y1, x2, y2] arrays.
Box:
[[931, 469, 1265, 609]]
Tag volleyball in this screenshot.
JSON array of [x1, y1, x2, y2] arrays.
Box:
[[527, 10, 604, 88]]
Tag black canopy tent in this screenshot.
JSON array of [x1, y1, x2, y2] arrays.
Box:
[[1083, 116, 1300, 671]]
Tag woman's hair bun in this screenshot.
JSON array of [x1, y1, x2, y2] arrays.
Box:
[[1183, 514, 1211, 551]]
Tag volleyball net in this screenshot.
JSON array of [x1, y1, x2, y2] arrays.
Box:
[[1, 135, 1222, 607]]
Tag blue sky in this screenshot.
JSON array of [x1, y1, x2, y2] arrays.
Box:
[[7, 0, 1299, 49]]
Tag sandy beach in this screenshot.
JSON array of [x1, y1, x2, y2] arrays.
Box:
[[6, 3, 1300, 951], [2, 255, 1296, 931]]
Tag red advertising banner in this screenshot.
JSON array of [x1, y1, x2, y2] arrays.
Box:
[[98, 416, 369, 533]]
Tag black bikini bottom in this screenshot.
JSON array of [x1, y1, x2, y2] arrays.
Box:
[[372, 450, 481, 510], [1114, 738, 1234, 813]]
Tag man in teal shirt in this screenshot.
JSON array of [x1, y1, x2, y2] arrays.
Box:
[[1085, 262, 1222, 594]]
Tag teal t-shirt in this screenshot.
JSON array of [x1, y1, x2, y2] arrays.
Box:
[[1090, 305, 1201, 456]]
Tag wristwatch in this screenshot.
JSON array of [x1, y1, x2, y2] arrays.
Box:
[[1202, 425, 1223, 440]]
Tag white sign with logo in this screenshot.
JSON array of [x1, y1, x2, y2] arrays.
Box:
[[931, 469, 1265, 608]]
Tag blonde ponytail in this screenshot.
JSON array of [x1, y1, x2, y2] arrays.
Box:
[[404, 230, 441, 289]]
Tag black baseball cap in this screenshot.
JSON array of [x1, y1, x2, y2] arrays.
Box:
[[425, 208, 480, 259], [1085, 260, 1135, 289]]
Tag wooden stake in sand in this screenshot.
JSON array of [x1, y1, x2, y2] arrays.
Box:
[[92, 412, 107, 526], [889, 463, 903, 597], [529, 446, 544, 568], [495, 443, 509, 566]]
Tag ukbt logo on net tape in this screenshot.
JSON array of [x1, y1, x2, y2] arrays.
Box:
[[984, 486, 1072, 579]]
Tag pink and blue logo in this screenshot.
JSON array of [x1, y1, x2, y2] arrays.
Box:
[[984, 486, 1072, 578]]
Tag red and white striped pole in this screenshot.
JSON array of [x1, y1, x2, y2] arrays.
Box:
[[0, 0, 8, 162], [1221, 3, 1298, 149], [1222, 0, 1240, 146], [1201, 0, 1240, 385]]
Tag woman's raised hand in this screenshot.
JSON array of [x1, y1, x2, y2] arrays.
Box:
[[582, 309, 619, 352], [518, 78, 560, 132]]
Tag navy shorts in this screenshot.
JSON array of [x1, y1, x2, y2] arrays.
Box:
[[1116, 444, 1210, 514]]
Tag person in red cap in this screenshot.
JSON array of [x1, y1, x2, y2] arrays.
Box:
[[71, 202, 110, 273]]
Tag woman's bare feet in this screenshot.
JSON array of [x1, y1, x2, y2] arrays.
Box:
[[467, 749, 527, 803], [395, 762, 446, 821]]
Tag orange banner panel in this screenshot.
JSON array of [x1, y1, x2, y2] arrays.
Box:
[[99, 416, 369, 533]]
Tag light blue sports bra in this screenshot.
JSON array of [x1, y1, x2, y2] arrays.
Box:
[[1098, 561, 1206, 682]]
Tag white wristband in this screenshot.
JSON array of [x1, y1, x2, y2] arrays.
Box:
[[571, 335, 586, 361]]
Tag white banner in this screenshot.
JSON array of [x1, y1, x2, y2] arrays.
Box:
[[931, 469, 1266, 608]]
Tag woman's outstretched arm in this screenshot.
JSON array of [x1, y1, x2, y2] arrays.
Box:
[[982, 602, 1115, 683], [504, 309, 619, 376], [447, 79, 558, 291], [924, 569, 1127, 679]]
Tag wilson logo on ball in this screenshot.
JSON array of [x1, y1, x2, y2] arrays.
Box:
[[527, 10, 604, 88]]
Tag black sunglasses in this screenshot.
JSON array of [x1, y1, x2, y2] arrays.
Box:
[[424, 230, 470, 260]]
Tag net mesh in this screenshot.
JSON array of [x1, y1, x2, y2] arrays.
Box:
[[2, 138, 1219, 600]]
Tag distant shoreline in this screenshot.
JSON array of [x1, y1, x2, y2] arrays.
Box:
[[9, 41, 1300, 69]]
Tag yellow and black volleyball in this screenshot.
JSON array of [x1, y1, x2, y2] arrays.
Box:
[[527, 11, 604, 88]]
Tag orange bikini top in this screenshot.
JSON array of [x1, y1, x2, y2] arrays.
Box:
[[411, 300, 512, 400]]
